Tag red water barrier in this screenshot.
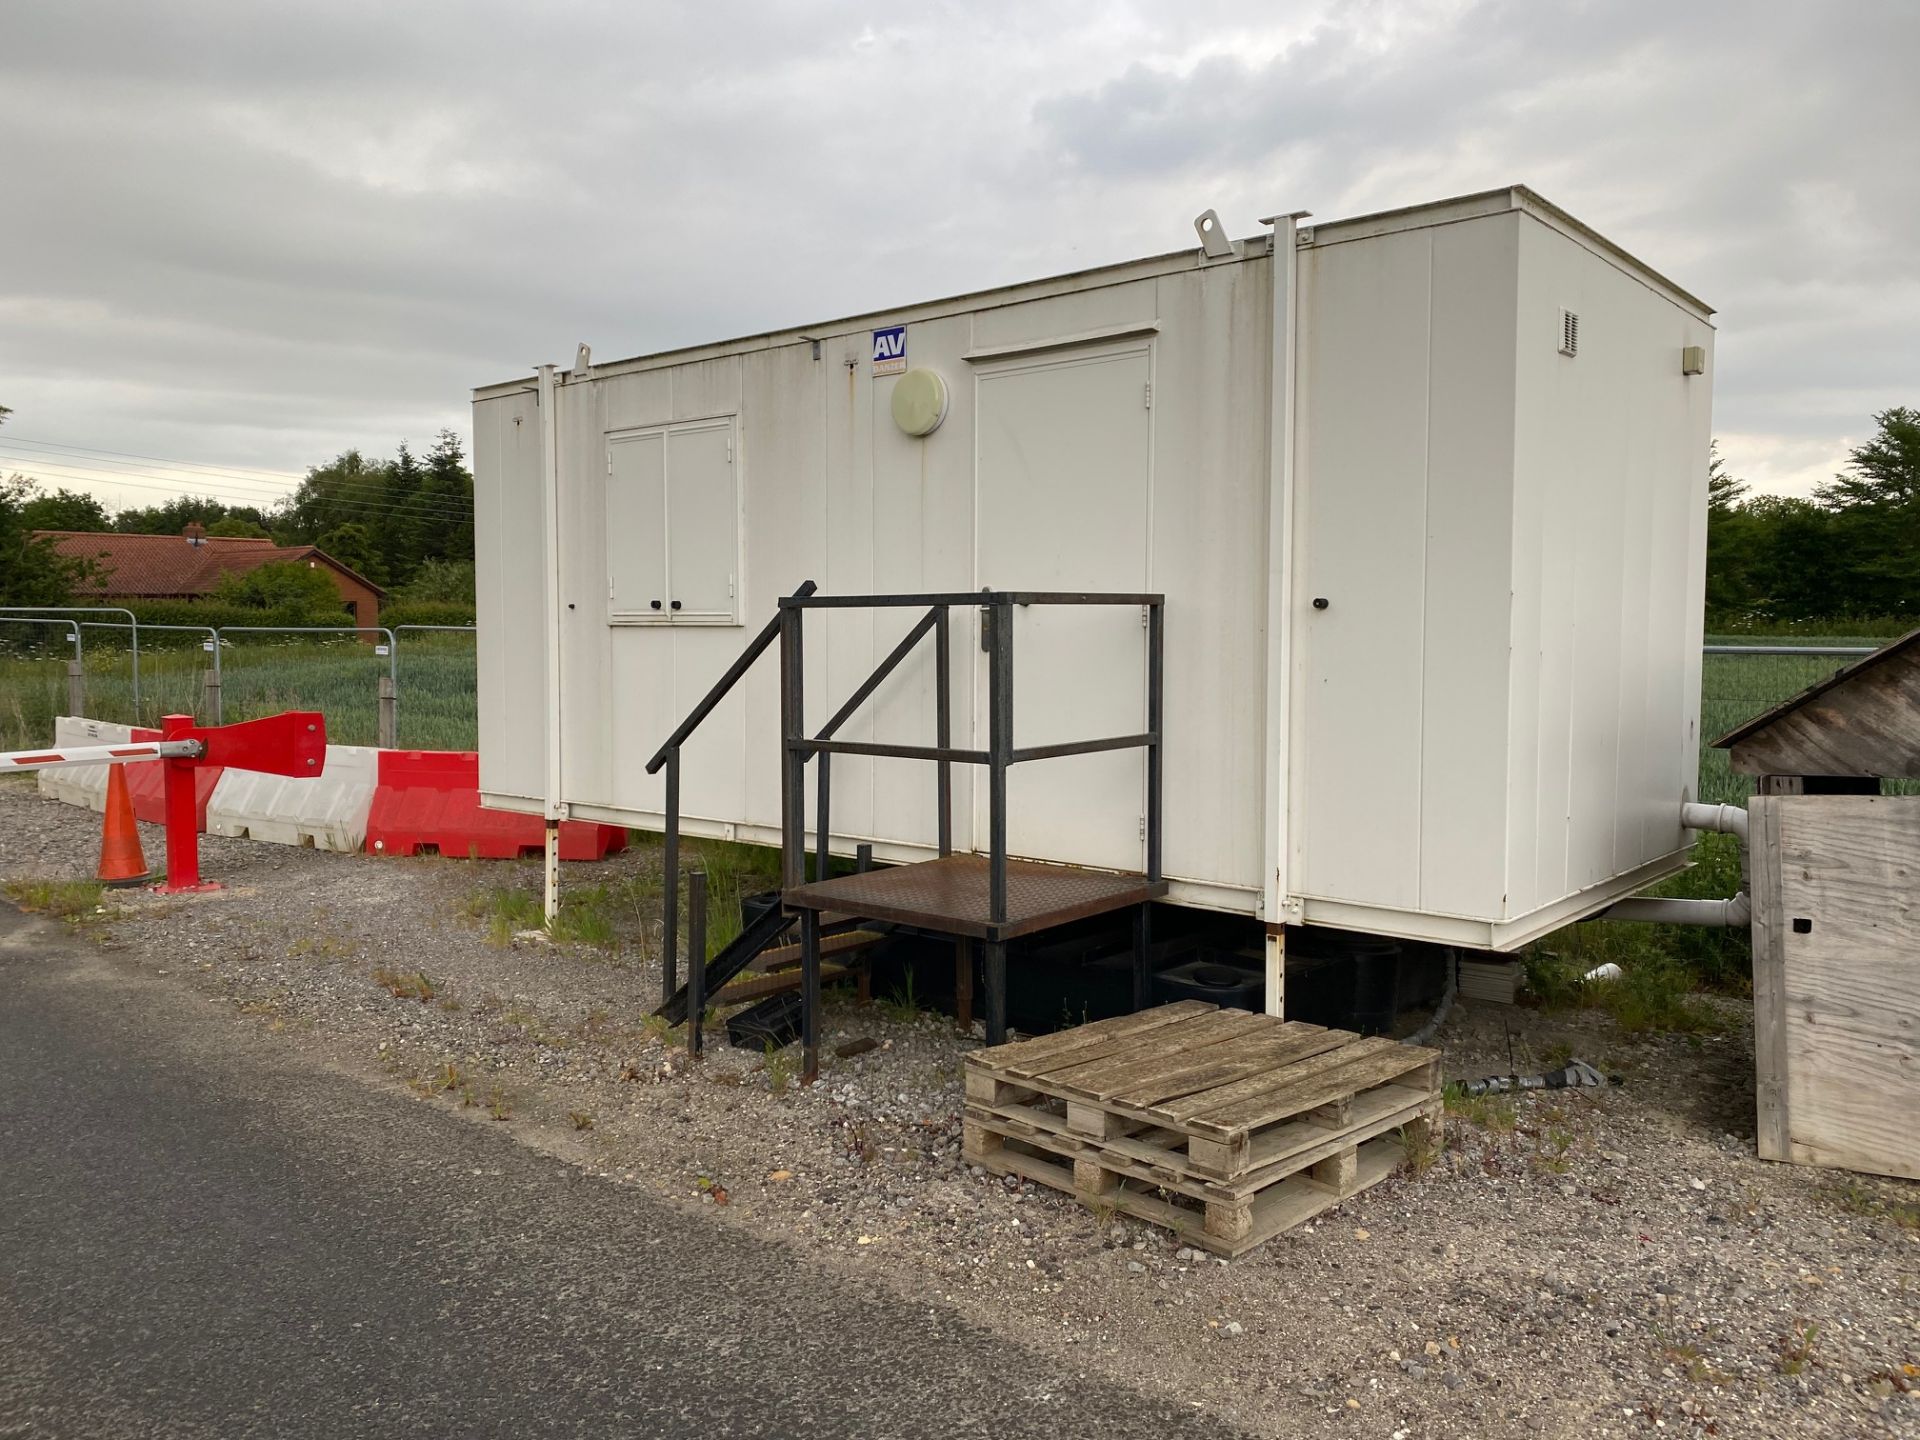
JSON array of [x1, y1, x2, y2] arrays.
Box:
[[122, 725, 224, 831], [363, 750, 626, 861]]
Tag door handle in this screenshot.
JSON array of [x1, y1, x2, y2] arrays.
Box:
[[670, 600, 683, 611], [650, 600, 662, 610]]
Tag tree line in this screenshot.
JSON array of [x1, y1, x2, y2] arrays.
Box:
[[1707, 407, 1920, 631], [0, 413, 477, 617]]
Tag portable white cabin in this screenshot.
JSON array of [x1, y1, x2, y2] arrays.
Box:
[[473, 185, 1715, 966]]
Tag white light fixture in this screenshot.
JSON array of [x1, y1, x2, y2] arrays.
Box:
[[890, 368, 948, 437]]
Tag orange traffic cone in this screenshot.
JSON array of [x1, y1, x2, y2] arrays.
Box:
[[98, 765, 151, 888]]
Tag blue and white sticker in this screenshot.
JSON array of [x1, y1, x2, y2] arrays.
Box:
[[871, 325, 907, 376]]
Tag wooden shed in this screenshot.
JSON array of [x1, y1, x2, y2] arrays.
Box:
[[1713, 628, 1920, 1180]]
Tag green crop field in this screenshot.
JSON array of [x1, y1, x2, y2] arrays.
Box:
[[0, 632, 479, 751], [0, 630, 1896, 793]]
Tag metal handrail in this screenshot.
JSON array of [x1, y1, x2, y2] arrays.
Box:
[[779, 590, 1167, 927], [808, 603, 947, 885], [643, 580, 818, 1004], [644, 580, 818, 774]]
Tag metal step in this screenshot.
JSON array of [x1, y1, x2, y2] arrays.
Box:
[[718, 963, 853, 1004], [652, 903, 794, 1025]]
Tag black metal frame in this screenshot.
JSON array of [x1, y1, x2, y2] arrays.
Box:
[[645, 582, 1167, 1074], [776, 588, 1164, 916], [780, 588, 1164, 1069]]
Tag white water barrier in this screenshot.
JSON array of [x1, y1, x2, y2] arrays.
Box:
[[38, 716, 135, 811], [205, 743, 379, 853]]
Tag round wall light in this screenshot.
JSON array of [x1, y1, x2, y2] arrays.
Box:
[[890, 367, 949, 437]]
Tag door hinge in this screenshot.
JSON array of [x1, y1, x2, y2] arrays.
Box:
[[726, 437, 734, 463], [1138, 816, 1146, 840], [1143, 382, 1152, 409]]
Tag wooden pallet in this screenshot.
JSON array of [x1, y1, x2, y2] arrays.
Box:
[[962, 1001, 1442, 1256]]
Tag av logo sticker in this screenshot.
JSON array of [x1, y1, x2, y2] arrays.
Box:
[[871, 325, 907, 376]]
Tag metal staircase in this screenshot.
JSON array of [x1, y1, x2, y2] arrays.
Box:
[[645, 582, 1167, 1081]]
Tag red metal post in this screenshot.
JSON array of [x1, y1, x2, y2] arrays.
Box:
[[155, 713, 218, 894]]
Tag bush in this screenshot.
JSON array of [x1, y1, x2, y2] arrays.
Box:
[[381, 599, 476, 629], [58, 598, 357, 647]]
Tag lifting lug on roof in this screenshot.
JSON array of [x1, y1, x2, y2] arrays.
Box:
[[1194, 208, 1234, 260]]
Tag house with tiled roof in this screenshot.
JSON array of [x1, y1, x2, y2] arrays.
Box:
[[37, 526, 385, 627]]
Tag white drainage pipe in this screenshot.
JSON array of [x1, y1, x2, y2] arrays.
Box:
[[1596, 800, 1752, 926], [1597, 892, 1751, 927]]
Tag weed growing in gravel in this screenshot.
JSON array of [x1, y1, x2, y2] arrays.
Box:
[[1774, 1321, 1819, 1376], [1397, 1119, 1444, 1176], [372, 967, 436, 1003], [550, 887, 619, 948], [4, 877, 104, 920], [1443, 1084, 1517, 1132], [486, 1087, 513, 1121], [1830, 1179, 1920, 1232], [765, 1044, 797, 1097], [880, 969, 922, 1025], [568, 1110, 594, 1131], [463, 886, 543, 945], [1518, 947, 1722, 1037], [639, 1013, 682, 1047], [437, 1062, 465, 1092]]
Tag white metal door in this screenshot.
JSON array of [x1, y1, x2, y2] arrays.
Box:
[[605, 431, 666, 620], [665, 419, 739, 622], [974, 346, 1151, 872]]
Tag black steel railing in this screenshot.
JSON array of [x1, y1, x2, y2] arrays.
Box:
[[644, 582, 1166, 1001], [778, 588, 1165, 930], [644, 580, 818, 1002]]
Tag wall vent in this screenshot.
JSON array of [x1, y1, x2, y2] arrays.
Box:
[[1559, 309, 1580, 357]]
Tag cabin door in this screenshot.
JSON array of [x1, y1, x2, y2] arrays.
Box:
[[973, 344, 1152, 873]]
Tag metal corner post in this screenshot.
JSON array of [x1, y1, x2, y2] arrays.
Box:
[[537, 362, 565, 923], [778, 603, 806, 890], [935, 606, 953, 856], [987, 598, 1013, 926], [1257, 208, 1309, 1017], [661, 749, 680, 1005]]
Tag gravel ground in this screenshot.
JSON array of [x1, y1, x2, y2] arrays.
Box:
[[4, 773, 1916, 1439]]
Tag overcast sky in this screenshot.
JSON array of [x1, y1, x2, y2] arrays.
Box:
[[1, 0, 1914, 513]]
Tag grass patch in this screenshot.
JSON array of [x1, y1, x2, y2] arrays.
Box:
[[1444, 1084, 1517, 1132], [550, 886, 619, 948], [1774, 1321, 1819, 1376], [4, 877, 106, 920], [765, 1043, 798, 1097], [1397, 1119, 1444, 1176], [1519, 942, 1723, 1037], [463, 886, 543, 946], [879, 967, 922, 1025], [1830, 1179, 1920, 1232]]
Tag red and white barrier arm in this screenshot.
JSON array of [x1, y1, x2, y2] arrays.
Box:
[[0, 740, 203, 771]]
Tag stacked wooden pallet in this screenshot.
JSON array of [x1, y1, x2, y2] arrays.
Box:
[[962, 1001, 1442, 1256]]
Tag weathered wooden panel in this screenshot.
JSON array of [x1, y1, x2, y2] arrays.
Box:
[[1729, 644, 1920, 778], [1751, 794, 1920, 1180]]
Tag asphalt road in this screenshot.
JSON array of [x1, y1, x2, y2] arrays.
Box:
[[0, 908, 1244, 1439]]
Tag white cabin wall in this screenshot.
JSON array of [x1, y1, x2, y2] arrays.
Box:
[[1508, 216, 1713, 910], [1149, 261, 1270, 894], [1291, 227, 1437, 912], [473, 390, 548, 804], [866, 314, 978, 855], [1418, 216, 1520, 918]]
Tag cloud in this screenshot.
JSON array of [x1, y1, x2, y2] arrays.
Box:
[[0, 0, 1913, 507]]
